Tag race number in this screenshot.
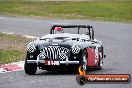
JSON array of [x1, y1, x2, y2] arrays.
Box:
[[44, 60, 60, 65]]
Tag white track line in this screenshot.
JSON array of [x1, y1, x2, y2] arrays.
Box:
[[2, 31, 39, 39], [24, 35, 39, 39]]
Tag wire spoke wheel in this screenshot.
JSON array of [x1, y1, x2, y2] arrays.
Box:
[[81, 50, 87, 71]]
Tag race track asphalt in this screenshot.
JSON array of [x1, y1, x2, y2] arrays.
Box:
[[0, 16, 132, 88]]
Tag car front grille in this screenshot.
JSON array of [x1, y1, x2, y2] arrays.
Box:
[[38, 46, 69, 61]]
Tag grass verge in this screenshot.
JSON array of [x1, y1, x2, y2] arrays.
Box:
[[0, 32, 32, 64], [0, 0, 132, 22]]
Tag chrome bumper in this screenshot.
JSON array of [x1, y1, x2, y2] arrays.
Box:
[[26, 60, 79, 65]]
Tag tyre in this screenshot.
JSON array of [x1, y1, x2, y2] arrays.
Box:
[[96, 53, 103, 70], [24, 57, 37, 75], [80, 49, 87, 71]]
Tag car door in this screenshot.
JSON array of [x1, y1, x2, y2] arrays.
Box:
[[86, 47, 99, 66]]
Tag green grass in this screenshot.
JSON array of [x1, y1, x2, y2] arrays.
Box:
[[0, 33, 32, 64], [0, 50, 24, 64], [0, 0, 132, 22]]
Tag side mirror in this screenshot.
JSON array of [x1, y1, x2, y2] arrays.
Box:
[[104, 55, 106, 58]]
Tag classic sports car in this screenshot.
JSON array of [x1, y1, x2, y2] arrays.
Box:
[[24, 25, 106, 75]]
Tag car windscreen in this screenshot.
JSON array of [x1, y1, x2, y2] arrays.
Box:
[[56, 28, 89, 34]]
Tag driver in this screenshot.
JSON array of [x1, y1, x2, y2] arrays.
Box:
[[54, 27, 64, 33]]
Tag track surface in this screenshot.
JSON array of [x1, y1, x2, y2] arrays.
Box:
[[0, 16, 132, 88]]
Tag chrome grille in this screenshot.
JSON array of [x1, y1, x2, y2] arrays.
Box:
[[39, 46, 69, 60]]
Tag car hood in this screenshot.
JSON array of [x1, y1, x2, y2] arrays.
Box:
[[30, 39, 78, 49], [28, 33, 92, 49]]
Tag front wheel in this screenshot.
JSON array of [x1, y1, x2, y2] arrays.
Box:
[[24, 60, 37, 75], [80, 50, 87, 71]]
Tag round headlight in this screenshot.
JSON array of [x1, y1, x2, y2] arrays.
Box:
[[27, 44, 36, 53], [71, 45, 81, 54], [38, 52, 47, 60]]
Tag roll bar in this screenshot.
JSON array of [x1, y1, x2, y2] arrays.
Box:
[[50, 25, 94, 40]]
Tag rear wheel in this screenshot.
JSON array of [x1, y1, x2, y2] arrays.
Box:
[[96, 53, 103, 70], [24, 56, 37, 75]]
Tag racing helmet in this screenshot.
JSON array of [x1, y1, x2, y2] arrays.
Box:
[[54, 27, 64, 33]]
